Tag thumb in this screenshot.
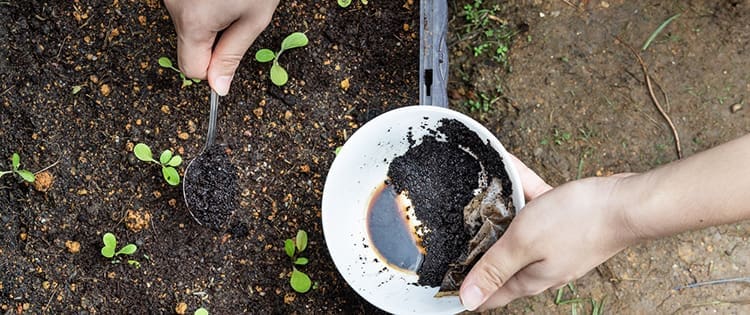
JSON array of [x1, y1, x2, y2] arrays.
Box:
[[207, 17, 268, 96], [459, 232, 531, 310], [509, 154, 552, 201]]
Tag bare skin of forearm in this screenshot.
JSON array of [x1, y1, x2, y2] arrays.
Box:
[[619, 133, 750, 240]]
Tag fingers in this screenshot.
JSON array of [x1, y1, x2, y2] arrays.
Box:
[[164, 1, 216, 80], [459, 231, 535, 311], [176, 30, 215, 80], [207, 11, 274, 96], [474, 263, 564, 311], [508, 154, 552, 200]]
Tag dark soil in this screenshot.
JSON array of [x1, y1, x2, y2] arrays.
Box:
[[388, 118, 513, 287], [0, 0, 415, 313], [184, 145, 238, 231]]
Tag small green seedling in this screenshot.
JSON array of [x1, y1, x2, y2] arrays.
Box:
[[337, 0, 367, 7], [158, 57, 201, 88], [255, 32, 309, 86], [133, 143, 182, 186], [284, 229, 311, 293], [194, 308, 209, 315], [0, 153, 35, 183], [101, 232, 137, 260]]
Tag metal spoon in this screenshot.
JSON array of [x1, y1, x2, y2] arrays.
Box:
[[183, 89, 219, 225]]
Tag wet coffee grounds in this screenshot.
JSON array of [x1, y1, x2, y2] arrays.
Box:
[[184, 145, 239, 231], [387, 118, 513, 287]]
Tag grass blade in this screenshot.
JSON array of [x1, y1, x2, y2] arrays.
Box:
[[642, 13, 681, 51]]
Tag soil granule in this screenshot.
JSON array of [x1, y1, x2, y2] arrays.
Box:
[[183, 145, 239, 231], [387, 118, 513, 287]]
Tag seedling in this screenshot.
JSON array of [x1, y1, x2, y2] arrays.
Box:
[[101, 232, 137, 261], [0, 153, 35, 183], [255, 32, 309, 86], [284, 229, 311, 293], [158, 57, 201, 88], [133, 143, 182, 186], [194, 308, 209, 315]]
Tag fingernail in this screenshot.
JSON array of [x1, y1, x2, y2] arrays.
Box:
[[460, 285, 485, 311], [214, 75, 232, 96]]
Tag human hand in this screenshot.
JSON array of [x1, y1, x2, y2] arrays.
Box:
[[164, 0, 279, 96], [459, 161, 640, 311]]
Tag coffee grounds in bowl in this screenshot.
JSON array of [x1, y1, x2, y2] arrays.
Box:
[[387, 118, 514, 288]]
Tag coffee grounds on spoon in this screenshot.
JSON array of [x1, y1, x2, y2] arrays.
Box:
[[184, 145, 239, 231]]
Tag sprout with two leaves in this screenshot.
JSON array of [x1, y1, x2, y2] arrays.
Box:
[[255, 32, 309, 86], [0, 153, 35, 183], [133, 143, 182, 186]]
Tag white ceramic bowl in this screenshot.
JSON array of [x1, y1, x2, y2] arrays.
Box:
[[322, 106, 525, 315]]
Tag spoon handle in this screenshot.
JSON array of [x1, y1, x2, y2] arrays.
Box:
[[206, 89, 219, 147]]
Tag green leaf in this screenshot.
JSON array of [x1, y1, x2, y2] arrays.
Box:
[[290, 268, 312, 293], [101, 233, 117, 258], [117, 243, 137, 255], [159, 150, 173, 165], [195, 308, 209, 315], [168, 155, 183, 167], [179, 72, 186, 80], [127, 260, 141, 268], [284, 239, 295, 258], [270, 63, 288, 86], [162, 166, 180, 186], [158, 57, 173, 68], [296, 230, 307, 252], [11, 153, 20, 170], [182, 79, 193, 88], [16, 170, 35, 183], [293, 257, 309, 265], [338, 0, 352, 8], [334, 146, 342, 155], [72, 85, 83, 95], [191, 78, 201, 83], [281, 32, 309, 51], [255, 49, 276, 63], [134, 143, 153, 162]]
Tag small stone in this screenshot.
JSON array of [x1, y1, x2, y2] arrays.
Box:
[[340, 78, 350, 91], [19, 232, 27, 241], [284, 111, 292, 120], [284, 292, 296, 304], [253, 107, 263, 118], [168, 199, 177, 207], [600, 1, 610, 8], [160, 105, 170, 114], [175, 302, 187, 315], [100, 84, 111, 97], [153, 191, 162, 198], [731, 103, 743, 113], [178, 132, 189, 140], [33, 171, 54, 192], [138, 15, 147, 26], [125, 209, 152, 232], [65, 240, 81, 254], [677, 243, 695, 264], [299, 165, 310, 173], [77, 189, 88, 195]]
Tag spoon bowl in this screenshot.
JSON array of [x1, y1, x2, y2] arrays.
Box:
[[183, 89, 219, 226]]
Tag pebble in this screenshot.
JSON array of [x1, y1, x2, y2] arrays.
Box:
[[178, 132, 189, 140], [175, 302, 187, 315], [65, 241, 81, 254], [340, 78, 350, 91], [100, 84, 111, 97], [730, 103, 743, 113]]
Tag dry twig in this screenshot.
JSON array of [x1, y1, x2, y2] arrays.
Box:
[[615, 35, 683, 159]]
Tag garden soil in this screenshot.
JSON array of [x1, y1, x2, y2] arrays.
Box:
[[1, 0, 749, 314], [184, 144, 239, 231]]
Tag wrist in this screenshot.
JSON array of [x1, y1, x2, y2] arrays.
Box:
[[609, 173, 655, 245]]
